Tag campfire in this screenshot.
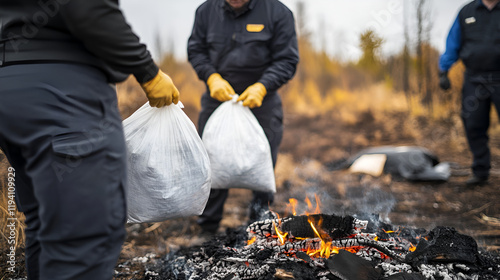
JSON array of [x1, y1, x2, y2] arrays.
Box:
[[150, 197, 500, 280]]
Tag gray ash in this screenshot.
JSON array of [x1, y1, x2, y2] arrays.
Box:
[[148, 214, 500, 280]]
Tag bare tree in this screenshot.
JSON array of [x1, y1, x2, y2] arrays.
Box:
[[415, 0, 434, 112], [295, 0, 309, 86], [402, 0, 411, 110], [296, 1, 311, 41]]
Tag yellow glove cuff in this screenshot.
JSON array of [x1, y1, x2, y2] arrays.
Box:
[[140, 70, 162, 91], [207, 73, 222, 88], [253, 82, 267, 97]]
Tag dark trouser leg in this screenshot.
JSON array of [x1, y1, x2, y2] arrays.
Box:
[[249, 93, 283, 222], [0, 63, 127, 280], [196, 189, 229, 233], [197, 93, 225, 232], [491, 82, 500, 136], [461, 76, 492, 178]]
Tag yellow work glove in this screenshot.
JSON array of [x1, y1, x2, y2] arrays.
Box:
[[207, 73, 235, 102], [237, 82, 267, 108], [140, 70, 180, 108]]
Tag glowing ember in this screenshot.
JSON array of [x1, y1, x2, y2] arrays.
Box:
[[409, 243, 417, 252], [248, 196, 421, 262], [247, 236, 256, 245]]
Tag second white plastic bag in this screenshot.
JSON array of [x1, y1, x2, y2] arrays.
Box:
[[123, 102, 211, 223], [202, 96, 276, 193]]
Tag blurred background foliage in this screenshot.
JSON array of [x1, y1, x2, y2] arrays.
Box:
[[118, 0, 466, 123]]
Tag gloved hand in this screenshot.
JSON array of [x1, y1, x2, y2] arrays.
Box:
[[237, 82, 267, 108], [207, 73, 235, 102], [439, 70, 451, 90], [140, 70, 180, 108]]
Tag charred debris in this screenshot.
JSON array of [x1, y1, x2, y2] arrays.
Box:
[[145, 214, 500, 280]]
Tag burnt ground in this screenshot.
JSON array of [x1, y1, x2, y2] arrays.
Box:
[[1, 109, 499, 279], [113, 109, 500, 279]]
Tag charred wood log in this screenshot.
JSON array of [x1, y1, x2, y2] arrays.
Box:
[[247, 214, 368, 239], [405, 226, 479, 266], [325, 250, 383, 280], [281, 214, 356, 239]]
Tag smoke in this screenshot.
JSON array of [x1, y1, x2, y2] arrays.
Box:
[[347, 186, 397, 223]]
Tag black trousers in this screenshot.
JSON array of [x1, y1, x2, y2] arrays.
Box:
[[0, 63, 127, 280], [197, 92, 283, 232], [461, 73, 500, 178]]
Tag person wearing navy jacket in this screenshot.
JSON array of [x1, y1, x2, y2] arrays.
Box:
[[188, 0, 299, 234], [0, 0, 179, 279], [439, 0, 500, 186]]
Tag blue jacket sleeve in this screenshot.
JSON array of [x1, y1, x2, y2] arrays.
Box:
[[439, 16, 461, 72], [257, 8, 299, 92]]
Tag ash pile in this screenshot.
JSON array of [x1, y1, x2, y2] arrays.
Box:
[[149, 214, 500, 280]]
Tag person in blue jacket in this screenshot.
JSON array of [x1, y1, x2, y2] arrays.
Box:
[[439, 0, 500, 186], [0, 0, 179, 279], [188, 0, 299, 234]]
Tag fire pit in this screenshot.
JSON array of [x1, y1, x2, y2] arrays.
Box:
[[148, 211, 499, 280]]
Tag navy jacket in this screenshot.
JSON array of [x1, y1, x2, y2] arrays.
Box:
[[187, 0, 299, 94], [0, 0, 158, 83], [439, 0, 500, 74]]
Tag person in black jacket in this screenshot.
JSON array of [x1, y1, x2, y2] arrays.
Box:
[[439, 0, 500, 186], [188, 0, 299, 234], [0, 1, 179, 279]]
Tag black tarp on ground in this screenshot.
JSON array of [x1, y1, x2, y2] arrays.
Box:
[[337, 146, 450, 181]]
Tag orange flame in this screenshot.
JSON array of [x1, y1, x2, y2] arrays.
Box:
[[314, 194, 321, 214], [304, 195, 322, 215], [305, 217, 338, 258], [286, 196, 321, 216], [304, 197, 312, 213], [288, 198, 298, 216], [247, 236, 257, 245], [309, 219, 322, 239], [272, 220, 288, 245]]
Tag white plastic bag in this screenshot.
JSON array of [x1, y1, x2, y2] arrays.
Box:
[[123, 102, 211, 223], [202, 96, 276, 193]]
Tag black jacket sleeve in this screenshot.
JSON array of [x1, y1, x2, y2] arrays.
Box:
[[59, 0, 158, 83], [258, 8, 299, 92], [187, 5, 217, 82]]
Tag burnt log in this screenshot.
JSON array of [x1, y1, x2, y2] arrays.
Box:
[[405, 226, 479, 266], [325, 250, 382, 280], [280, 214, 356, 239]]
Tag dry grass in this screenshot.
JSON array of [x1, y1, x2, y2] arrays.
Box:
[[0, 153, 25, 251]]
